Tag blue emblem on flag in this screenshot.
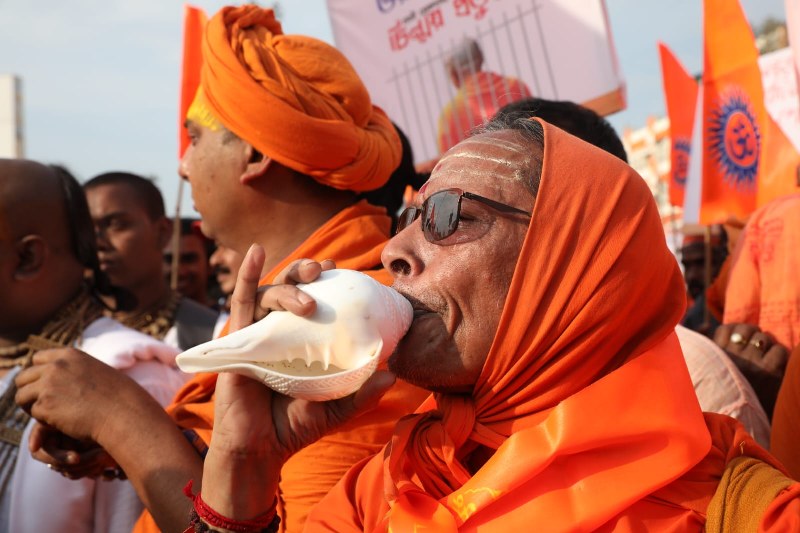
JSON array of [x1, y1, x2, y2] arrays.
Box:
[[672, 138, 691, 187], [707, 88, 760, 188]]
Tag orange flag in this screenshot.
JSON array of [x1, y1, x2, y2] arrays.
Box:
[[659, 43, 699, 207], [757, 113, 800, 206], [698, 0, 765, 224], [178, 5, 207, 158]]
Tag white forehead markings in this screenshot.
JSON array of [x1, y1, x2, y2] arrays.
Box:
[[434, 135, 533, 183]]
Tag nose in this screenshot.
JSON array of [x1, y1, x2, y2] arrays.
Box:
[[381, 222, 424, 279], [178, 146, 192, 182], [94, 225, 111, 251]]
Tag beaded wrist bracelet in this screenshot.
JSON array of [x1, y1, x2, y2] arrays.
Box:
[[183, 480, 280, 533]]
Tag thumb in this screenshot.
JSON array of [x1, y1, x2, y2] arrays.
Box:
[[29, 422, 47, 453]]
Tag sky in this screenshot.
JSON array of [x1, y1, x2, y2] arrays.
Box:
[[0, 0, 788, 215]]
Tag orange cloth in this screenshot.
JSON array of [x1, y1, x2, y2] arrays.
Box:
[[197, 5, 400, 192], [758, 113, 800, 208], [772, 344, 800, 481], [658, 42, 698, 208], [312, 414, 800, 532], [437, 71, 532, 153], [133, 201, 429, 533], [306, 121, 800, 531], [178, 5, 207, 158], [724, 194, 800, 349]]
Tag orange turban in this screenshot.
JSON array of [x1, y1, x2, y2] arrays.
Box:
[[197, 5, 401, 192]]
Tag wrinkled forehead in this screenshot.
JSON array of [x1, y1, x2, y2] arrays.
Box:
[[424, 131, 534, 198]]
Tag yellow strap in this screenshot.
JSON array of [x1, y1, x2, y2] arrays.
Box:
[[705, 455, 794, 532]]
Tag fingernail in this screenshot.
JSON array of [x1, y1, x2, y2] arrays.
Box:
[[297, 291, 313, 305], [301, 259, 315, 267]]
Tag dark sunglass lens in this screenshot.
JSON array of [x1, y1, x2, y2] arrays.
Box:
[[424, 191, 461, 241], [396, 207, 420, 234]]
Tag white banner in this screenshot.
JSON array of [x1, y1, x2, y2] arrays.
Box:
[[326, 0, 626, 163], [760, 47, 800, 152]]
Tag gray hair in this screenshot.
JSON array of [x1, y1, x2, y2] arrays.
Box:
[[476, 115, 544, 198], [446, 38, 484, 75]]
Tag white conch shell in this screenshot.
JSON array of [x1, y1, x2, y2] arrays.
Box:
[[176, 269, 413, 401]]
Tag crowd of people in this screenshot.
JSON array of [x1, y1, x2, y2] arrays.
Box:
[[2, 4, 800, 532]]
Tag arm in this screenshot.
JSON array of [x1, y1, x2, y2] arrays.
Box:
[[16, 355, 203, 533], [200, 246, 396, 523]]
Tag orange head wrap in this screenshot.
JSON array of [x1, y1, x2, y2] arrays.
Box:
[[381, 121, 710, 530], [195, 5, 401, 192]]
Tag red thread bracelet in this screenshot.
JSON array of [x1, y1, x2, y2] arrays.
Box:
[[184, 480, 277, 532]]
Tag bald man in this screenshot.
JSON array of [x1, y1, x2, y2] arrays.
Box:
[[0, 160, 187, 532]]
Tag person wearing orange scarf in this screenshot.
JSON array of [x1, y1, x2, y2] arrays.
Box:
[[13, 5, 427, 533], [198, 117, 800, 531]]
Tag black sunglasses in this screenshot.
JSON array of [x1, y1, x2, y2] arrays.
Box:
[[396, 188, 531, 243]]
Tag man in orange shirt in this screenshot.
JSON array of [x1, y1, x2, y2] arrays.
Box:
[[437, 38, 532, 153], [197, 116, 799, 531], [14, 5, 428, 532]]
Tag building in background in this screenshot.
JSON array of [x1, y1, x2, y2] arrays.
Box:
[[755, 17, 789, 55], [0, 75, 24, 158], [621, 116, 682, 252]]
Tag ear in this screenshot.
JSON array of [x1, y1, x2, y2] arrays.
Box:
[[14, 235, 47, 281], [156, 217, 173, 249], [240, 143, 273, 184]]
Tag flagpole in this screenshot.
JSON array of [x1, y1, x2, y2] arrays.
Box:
[[170, 178, 184, 291], [702, 224, 711, 331]]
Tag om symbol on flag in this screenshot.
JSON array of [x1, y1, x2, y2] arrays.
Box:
[[708, 88, 761, 188]]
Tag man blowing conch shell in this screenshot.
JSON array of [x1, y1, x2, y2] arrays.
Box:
[[195, 116, 800, 530]]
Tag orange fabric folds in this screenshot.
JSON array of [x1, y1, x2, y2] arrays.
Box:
[[698, 0, 766, 224], [658, 42, 698, 208], [308, 122, 721, 531], [198, 5, 400, 192], [179, 5, 207, 158], [772, 344, 800, 480], [134, 201, 428, 533], [724, 194, 800, 349]]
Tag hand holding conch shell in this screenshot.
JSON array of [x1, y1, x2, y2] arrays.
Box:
[[178, 253, 413, 400], [202, 245, 398, 520]]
